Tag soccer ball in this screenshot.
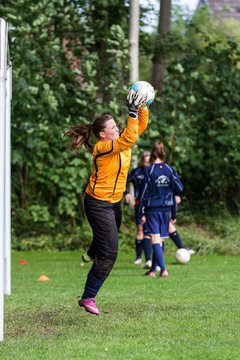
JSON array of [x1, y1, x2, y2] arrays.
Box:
[[175, 248, 191, 264], [128, 81, 155, 107]]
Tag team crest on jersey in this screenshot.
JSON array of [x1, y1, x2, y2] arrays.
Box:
[[155, 175, 170, 186]]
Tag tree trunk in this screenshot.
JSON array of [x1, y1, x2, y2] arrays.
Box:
[[128, 0, 140, 205], [152, 0, 172, 92], [17, 165, 27, 208], [129, 0, 139, 82]]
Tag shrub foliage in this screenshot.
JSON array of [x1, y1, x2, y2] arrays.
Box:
[[0, 2, 239, 249]]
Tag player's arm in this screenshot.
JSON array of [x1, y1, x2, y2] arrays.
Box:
[[171, 196, 177, 222], [139, 172, 151, 219], [137, 108, 149, 136], [172, 168, 184, 194], [124, 169, 135, 196], [175, 195, 181, 205], [124, 170, 134, 204]]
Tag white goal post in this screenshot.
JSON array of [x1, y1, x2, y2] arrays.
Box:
[[0, 17, 12, 342]]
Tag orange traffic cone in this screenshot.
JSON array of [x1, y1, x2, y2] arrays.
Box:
[[37, 275, 50, 282]]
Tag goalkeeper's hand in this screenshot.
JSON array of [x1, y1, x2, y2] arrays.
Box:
[[126, 90, 148, 112]]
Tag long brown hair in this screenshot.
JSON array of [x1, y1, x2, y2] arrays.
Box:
[[150, 141, 166, 163], [64, 114, 113, 152], [141, 151, 150, 166]]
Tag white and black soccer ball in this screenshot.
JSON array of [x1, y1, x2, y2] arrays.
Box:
[[175, 248, 191, 264], [128, 81, 155, 107]]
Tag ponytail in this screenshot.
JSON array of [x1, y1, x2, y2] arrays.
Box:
[[64, 124, 93, 152]]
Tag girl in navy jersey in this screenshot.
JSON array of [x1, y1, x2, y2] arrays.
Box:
[[140, 141, 183, 277], [125, 152, 152, 268]]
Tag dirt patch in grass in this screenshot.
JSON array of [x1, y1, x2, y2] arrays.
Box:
[[5, 308, 69, 339]]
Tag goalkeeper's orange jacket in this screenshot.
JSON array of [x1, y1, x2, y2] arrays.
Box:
[[86, 108, 149, 203]]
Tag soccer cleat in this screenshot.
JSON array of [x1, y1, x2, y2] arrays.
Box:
[[142, 260, 152, 269], [133, 258, 142, 265], [82, 253, 94, 263], [78, 298, 100, 315], [144, 270, 156, 277], [160, 269, 169, 277]]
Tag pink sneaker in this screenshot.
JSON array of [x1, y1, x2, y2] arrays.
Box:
[[144, 271, 156, 277], [160, 269, 169, 277], [78, 298, 100, 315]]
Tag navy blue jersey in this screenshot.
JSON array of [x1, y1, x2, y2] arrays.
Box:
[[140, 163, 183, 214], [124, 166, 148, 200]]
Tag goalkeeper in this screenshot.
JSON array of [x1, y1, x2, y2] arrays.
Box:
[[64, 91, 149, 315]]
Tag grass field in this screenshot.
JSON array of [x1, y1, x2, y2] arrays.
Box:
[[1, 251, 240, 360]]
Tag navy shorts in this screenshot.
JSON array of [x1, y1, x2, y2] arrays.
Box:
[[144, 210, 170, 238]]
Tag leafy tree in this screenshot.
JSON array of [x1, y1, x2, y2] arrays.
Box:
[[148, 7, 240, 213], [1, 1, 239, 246], [0, 0, 130, 237]]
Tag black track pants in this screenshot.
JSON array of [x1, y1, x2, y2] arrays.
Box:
[[84, 193, 122, 280]]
